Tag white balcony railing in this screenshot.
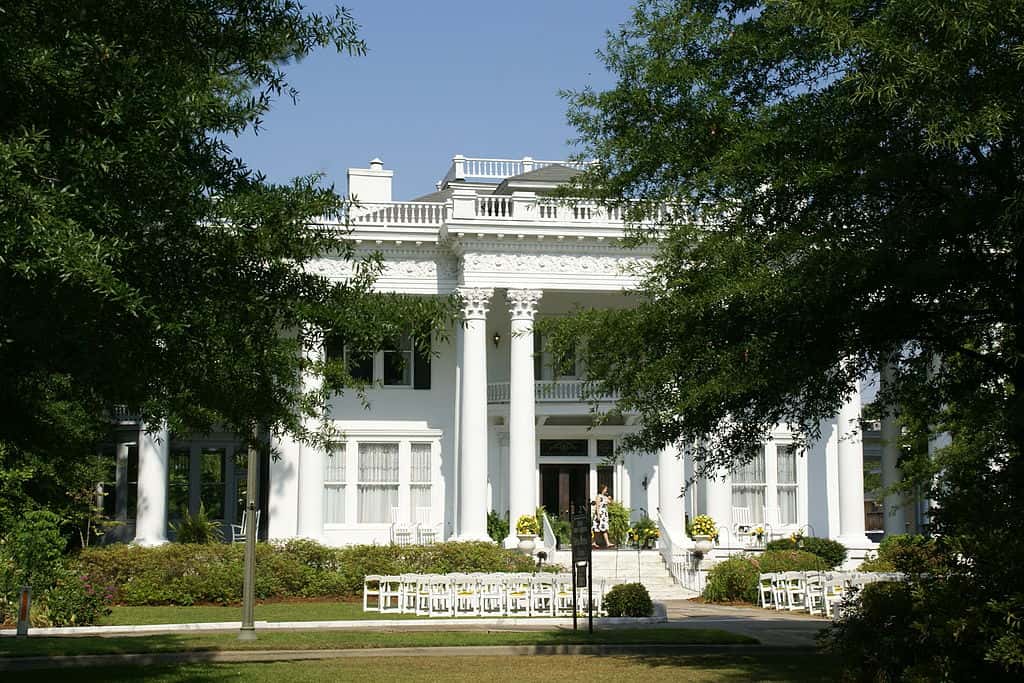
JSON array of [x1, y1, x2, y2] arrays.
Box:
[[441, 155, 592, 186], [347, 201, 446, 227], [487, 380, 620, 404], [111, 405, 139, 423]]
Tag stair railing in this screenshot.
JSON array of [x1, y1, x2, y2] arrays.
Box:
[[540, 511, 557, 556], [657, 511, 706, 593]]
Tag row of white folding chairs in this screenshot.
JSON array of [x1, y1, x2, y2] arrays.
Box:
[[363, 572, 605, 618], [758, 571, 905, 619]]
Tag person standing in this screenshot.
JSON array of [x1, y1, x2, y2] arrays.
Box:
[[591, 485, 614, 549]]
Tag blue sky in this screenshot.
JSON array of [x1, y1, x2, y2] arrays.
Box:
[[229, 1, 632, 200]]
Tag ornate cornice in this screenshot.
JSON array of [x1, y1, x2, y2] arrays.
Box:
[[506, 289, 543, 320], [462, 252, 652, 278], [456, 287, 494, 319]]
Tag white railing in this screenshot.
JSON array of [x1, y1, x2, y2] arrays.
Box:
[[541, 511, 557, 556], [475, 195, 514, 218], [111, 405, 139, 423], [441, 155, 593, 185], [347, 201, 446, 227], [657, 512, 706, 593], [486, 381, 620, 404], [535, 199, 624, 223]]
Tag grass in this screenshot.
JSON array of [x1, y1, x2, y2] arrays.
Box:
[[0, 628, 757, 658], [8, 654, 840, 681], [99, 601, 419, 625]]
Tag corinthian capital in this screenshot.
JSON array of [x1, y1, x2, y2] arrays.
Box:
[[506, 289, 543, 320], [456, 287, 494, 320]]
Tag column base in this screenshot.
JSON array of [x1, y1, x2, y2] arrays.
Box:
[[131, 537, 169, 547], [454, 533, 495, 544]]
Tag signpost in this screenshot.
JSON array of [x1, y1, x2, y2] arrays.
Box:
[[570, 506, 594, 633]]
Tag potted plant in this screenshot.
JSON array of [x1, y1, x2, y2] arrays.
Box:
[[515, 514, 539, 555], [629, 517, 660, 549], [688, 514, 717, 554]]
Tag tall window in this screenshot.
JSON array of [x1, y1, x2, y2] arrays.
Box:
[[168, 448, 191, 520], [323, 444, 346, 524], [383, 335, 413, 386], [358, 443, 399, 523], [777, 445, 798, 525], [200, 448, 225, 519], [732, 450, 766, 524], [97, 447, 117, 518], [410, 443, 432, 515]]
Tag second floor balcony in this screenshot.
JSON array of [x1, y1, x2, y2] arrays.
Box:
[[486, 380, 620, 404]]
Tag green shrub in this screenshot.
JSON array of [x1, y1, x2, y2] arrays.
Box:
[[75, 540, 539, 606], [170, 503, 223, 544], [515, 514, 539, 535], [858, 534, 940, 574], [703, 555, 761, 603], [628, 516, 659, 547], [549, 517, 571, 547], [702, 550, 826, 604], [2, 509, 66, 593], [41, 570, 113, 626], [607, 501, 630, 545], [766, 537, 847, 569], [487, 510, 509, 543], [819, 580, 922, 681], [603, 583, 653, 617]]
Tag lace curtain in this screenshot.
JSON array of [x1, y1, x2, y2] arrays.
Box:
[[732, 451, 766, 523], [323, 445, 346, 524], [777, 445, 798, 525], [358, 443, 398, 523]]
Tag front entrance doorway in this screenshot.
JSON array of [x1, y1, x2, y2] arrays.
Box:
[[539, 464, 590, 521]]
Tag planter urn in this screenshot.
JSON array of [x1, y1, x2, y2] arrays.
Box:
[[693, 535, 714, 554], [517, 534, 537, 555]]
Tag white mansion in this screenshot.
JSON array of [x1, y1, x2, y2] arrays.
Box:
[[106, 155, 914, 563]]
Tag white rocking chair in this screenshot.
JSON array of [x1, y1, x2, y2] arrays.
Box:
[[230, 509, 260, 543]]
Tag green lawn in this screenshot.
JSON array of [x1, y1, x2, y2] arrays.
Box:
[[0, 628, 757, 658], [20, 654, 839, 682], [99, 601, 418, 625]]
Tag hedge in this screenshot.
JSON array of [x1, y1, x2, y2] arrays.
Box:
[[702, 550, 827, 603], [765, 537, 848, 569], [603, 583, 653, 617], [75, 540, 540, 606]]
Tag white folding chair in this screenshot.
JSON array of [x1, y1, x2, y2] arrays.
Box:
[[530, 575, 555, 617], [400, 574, 420, 614], [782, 571, 807, 611], [452, 573, 480, 616], [379, 575, 404, 614], [363, 575, 382, 612], [479, 573, 507, 616], [804, 572, 824, 616], [506, 573, 532, 616], [554, 574, 575, 616], [427, 575, 453, 617], [758, 573, 777, 609]]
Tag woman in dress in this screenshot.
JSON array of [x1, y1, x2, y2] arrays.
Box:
[[591, 485, 614, 548]]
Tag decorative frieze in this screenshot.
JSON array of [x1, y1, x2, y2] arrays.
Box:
[[456, 287, 494, 320], [462, 252, 652, 277], [506, 289, 543, 320]]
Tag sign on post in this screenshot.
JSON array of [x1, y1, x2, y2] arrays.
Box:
[[16, 585, 31, 637], [570, 507, 594, 633]]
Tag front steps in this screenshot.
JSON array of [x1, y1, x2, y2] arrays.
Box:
[[549, 549, 699, 601]]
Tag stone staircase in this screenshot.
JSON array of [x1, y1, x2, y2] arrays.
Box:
[[549, 549, 699, 601]]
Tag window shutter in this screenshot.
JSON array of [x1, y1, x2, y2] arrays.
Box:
[[413, 331, 431, 390]]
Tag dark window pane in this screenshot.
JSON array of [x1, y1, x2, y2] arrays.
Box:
[[348, 350, 374, 382], [200, 448, 225, 520], [127, 445, 138, 519], [168, 448, 191, 520], [596, 440, 614, 460], [597, 465, 615, 499], [540, 439, 589, 457]]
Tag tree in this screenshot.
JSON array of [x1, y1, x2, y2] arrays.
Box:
[[551, 1, 1024, 677], [0, 2, 451, 530]]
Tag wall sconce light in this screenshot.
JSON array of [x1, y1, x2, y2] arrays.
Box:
[[641, 476, 649, 490], [492, 332, 501, 348]]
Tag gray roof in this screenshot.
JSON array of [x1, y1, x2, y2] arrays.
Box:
[[505, 164, 582, 184]]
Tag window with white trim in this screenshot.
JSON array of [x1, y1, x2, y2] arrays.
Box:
[[358, 442, 399, 523], [777, 444, 798, 525], [731, 450, 766, 524], [325, 332, 431, 389], [382, 335, 413, 386], [323, 444, 346, 524], [410, 443, 432, 513]]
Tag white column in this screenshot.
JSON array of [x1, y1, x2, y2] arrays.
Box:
[[836, 378, 871, 546], [133, 422, 169, 546], [705, 472, 732, 543], [657, 444, 685, 539], [504, 289, 541, 547], [297, 330, 325, 539], [880, 363, 908, 535], [456, 287, 493, 541], [267, 433, 300, 538]]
